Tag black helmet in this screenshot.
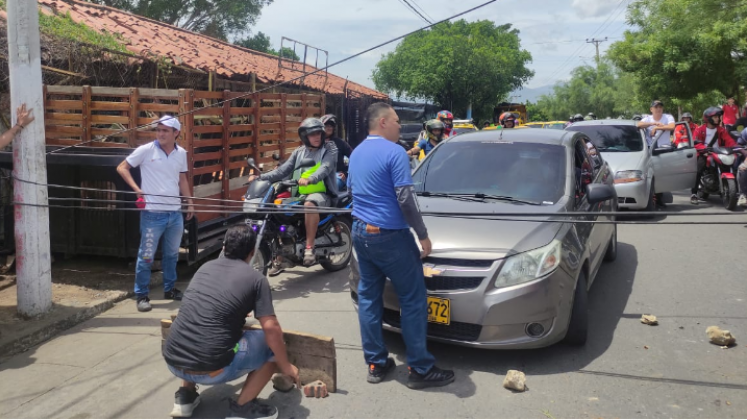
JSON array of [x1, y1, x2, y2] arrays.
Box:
[[632, 114, 642, 121], [298, 118, 325, 147], [572, 113, 584, 122], [681, 112, 693, 121], [588, 112, 597, 120], [320, 114, 337, 126], [425, 119, 445, 143], [702, 107, 723, 125], [500, 113, 517, 126]]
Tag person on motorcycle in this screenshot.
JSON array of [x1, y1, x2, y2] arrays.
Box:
[[407, 119, 445, 158], [673, 112, 698, 148], [691, 107, 744, 205], [247, 118, 338, 271], [437, 110, 454, 137], [500, 113, 518, 128], [321, 114, 353, 191], [587, 112, 597, 120]]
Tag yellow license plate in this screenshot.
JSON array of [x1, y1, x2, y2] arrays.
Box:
[[427, 297, 450, 325]]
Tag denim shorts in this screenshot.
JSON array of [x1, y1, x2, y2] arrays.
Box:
[[167, 329, 275, 385]]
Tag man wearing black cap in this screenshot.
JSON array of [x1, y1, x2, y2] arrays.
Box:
[[638, 100, 676, 148]]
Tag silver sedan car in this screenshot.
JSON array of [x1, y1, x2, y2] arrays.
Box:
[[566, 120, 697, 210], [350, 128, 619, 349]]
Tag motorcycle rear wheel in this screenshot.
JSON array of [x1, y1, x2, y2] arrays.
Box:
[[723, 178, 738, 211]]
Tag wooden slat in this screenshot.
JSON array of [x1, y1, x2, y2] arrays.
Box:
[[258, 123, 281, 130], [193, 151, 222, 161], [252, 93, 260, 166], [90, 102, 130, 111], [257, 156, 276, 165], [280, 93, 288, 159], [228, 160, 248, 170], [192, 125, 223, 134], [128, 88, 139, 147], [257, 144, 280, 153], [46, 126, 84, 135], [138, 88, 180, 98], [46, 85, 83, 95], [228, 148, 253, 157], [139, 103, 180, 112], [222, 90, 231, 204], [46, 119, 83, 127], [285, 94, 304, 101], [45, 112, 83, 121], [91, 114, 129, 124], [91, 128, 129, 137], [47, 139, 83, 145], [47, 100, 83, 110], [193, 164, 222, 176], [228, 124, 254, 133], [182, 89, 195, 186], [194, 91, 224, 99], [258, 107, 282, 115], [192, 110, 223, 117]]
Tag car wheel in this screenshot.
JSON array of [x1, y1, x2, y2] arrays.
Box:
[[603, 224, 617, 262], [564, 271, 588, 346]]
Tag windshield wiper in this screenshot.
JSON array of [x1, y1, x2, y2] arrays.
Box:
[[416, 191, 486, 202], [471, 193, 542, 205]]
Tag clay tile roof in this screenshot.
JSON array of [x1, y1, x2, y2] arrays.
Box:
[[35, 0, 388, 99]]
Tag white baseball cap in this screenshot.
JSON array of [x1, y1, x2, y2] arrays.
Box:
[[156, 115, 181, 131]]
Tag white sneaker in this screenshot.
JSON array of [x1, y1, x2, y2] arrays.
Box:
[[738, 194, 747, 208]]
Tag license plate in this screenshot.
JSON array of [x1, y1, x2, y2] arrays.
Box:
[[427, 297, 450, 325]]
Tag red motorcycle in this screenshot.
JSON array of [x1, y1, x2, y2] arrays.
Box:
[[696, 145, 743, 210]]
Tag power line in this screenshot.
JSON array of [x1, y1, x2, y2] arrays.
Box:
[[398, 0, 432, 24], [48, 0, 498, 155], [409, 0, 436, 23]]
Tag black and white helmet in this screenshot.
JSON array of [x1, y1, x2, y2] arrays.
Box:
[[298, 118, 325, 147], [320, 114, 337, 126]]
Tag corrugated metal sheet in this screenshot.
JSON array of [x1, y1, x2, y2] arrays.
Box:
[[31, 0, 388, 98]]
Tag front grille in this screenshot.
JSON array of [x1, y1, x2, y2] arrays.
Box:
[[423, 257, 494, 268], [383, 309, 482, 342], [425, 276, 484, 291]]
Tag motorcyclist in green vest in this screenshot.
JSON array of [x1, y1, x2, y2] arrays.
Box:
[[248, 118, 338, 270]]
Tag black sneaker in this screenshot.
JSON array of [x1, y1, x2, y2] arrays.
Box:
[[169, 386, 200, 418], [407, 366, 455, 390], [226, 398, 278, 419], [136, 296, 151, 312], [267, 263, 285, 277], [164, 288, 183, 300], [367, 357, 396, 384]]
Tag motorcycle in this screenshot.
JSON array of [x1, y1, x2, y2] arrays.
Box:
[[696, 145, 743, 210], [243, 157, 353, 275]]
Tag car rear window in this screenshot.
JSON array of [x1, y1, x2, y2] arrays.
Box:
[[566, 125, 644, 152], [546, 123, 565, 130], [413, 141, 566, 203]]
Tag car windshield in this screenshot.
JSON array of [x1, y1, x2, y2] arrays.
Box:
[[546, 123, 566, 130], [413, 141, 566, 204], [566, 125, 644, 152]]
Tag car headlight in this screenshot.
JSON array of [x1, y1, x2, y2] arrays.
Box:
[[495, 240, 562, 288], [615, 170, 644, 184]]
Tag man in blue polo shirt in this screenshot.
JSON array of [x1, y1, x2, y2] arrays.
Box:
[[347, 102, 454, 390], [117, 115, 195, 312]]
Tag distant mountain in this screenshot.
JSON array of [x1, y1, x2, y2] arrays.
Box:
[[510, 85, 556, 103]]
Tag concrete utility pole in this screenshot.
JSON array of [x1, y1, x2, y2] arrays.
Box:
[[7, 0, 52, 317], [586, 37, 608, 66]]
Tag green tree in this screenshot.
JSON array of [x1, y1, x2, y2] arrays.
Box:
[[608, 0, 747, 104], [90, 0, 273, 40], [525, 101, 548, 122], [235, 31, 301, 61], [372, 20, 534, 122]]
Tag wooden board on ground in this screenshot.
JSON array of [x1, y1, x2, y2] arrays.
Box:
[[161, 317, 337, 392]]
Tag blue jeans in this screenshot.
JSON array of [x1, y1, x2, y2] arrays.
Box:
[[135, 211, 183, 297], [337, 173, 347, 191], [352, 220, 435, 375], [167, 330, 275, 385]]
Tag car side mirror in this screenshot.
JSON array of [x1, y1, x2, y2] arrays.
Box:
[[586, 184, 616, 205]]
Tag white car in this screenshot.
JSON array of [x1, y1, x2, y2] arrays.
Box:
[[567, 120, 697, 210]]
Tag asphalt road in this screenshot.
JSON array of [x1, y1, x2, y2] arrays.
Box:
[[1, 190, 745, 419]]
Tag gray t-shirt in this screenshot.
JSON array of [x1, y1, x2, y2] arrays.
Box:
[[163, 257, 275, 371]]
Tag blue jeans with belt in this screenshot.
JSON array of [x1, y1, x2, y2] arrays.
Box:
[[352, 219, 435, 375], [135, 211, 183, 297]]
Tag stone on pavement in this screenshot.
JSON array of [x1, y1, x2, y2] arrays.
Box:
[[706, 326, 736, 346], [503, 370, 527, 392], [640, 314, 658, 325], [272, 373, 295, 392], [303, 380, 328, 398]]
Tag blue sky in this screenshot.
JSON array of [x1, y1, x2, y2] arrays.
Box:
[[252, 0, 630, 92]]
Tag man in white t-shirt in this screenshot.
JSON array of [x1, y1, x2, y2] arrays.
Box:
[[638, 100, 676, 148], [117, 115, 195, 312]]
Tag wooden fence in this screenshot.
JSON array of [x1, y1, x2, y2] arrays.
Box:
[[43, 85, 325, 223]]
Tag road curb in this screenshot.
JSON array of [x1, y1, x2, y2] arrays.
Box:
[[0, 275, 163, 362]]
